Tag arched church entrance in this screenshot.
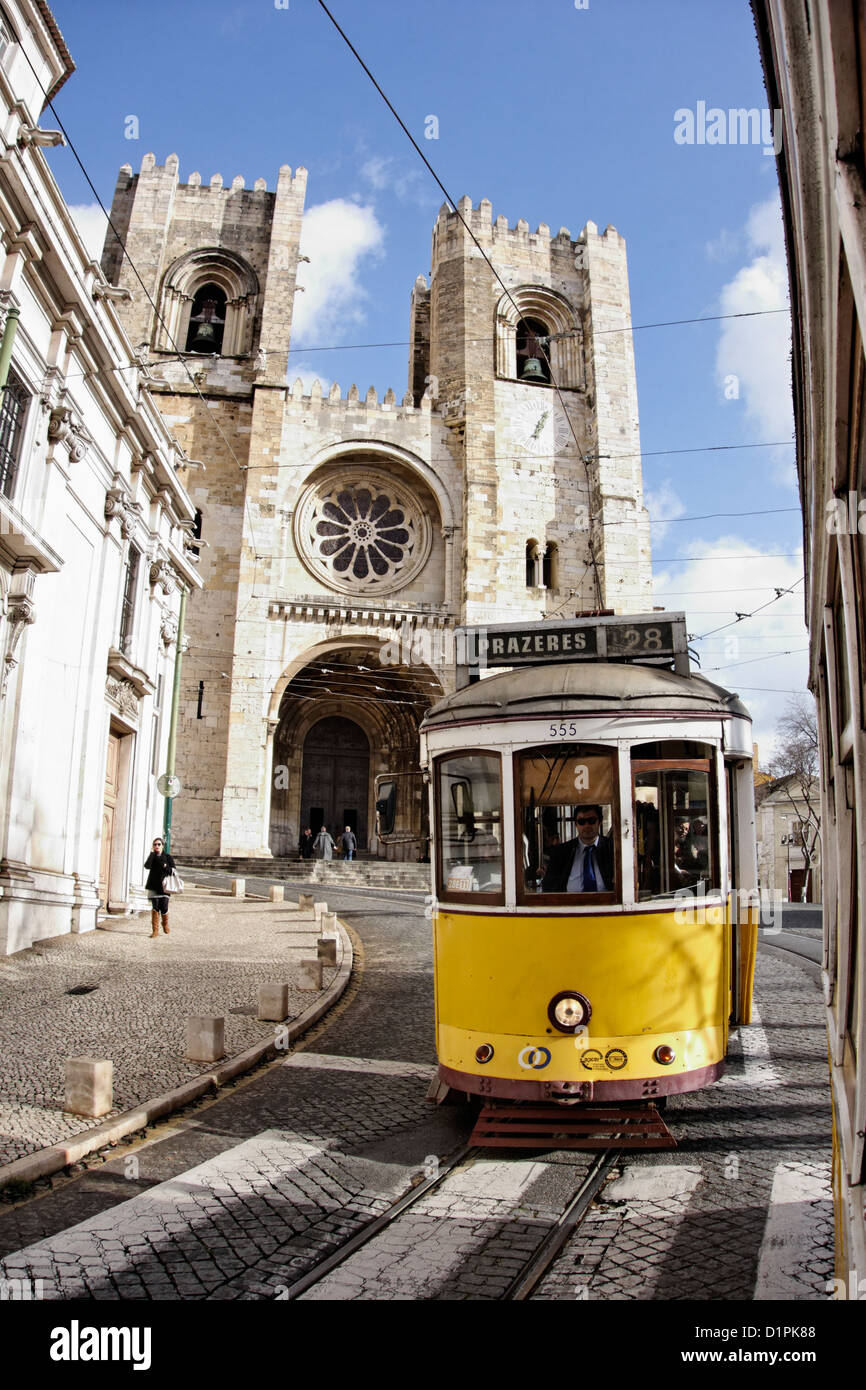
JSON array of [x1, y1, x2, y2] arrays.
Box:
[[268, 642, 443, 860], [299, 716, 370, 843]]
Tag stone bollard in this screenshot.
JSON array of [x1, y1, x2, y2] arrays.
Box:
[[186, 1016, 225, 1062], [268, 884, 284, 903], [65, 1058, 113, 1118], [317, 937, 338, 967], [298, 958, 323, 991], [321, 910, 338, 933], [298, 893, 314, 910], [231, 879, 246, 899], [258, 984, 289, 1021]]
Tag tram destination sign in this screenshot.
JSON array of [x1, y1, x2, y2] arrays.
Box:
[[456, 612, 689, 682]]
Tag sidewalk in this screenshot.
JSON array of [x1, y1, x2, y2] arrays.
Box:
[[0, 887, 349, 1171]]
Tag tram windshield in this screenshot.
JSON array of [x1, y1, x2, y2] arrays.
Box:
[[519, 746, 617, 901], [633, 757, 717, 899], [436, 752, 503, 897]]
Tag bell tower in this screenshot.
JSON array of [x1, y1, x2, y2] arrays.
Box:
[[102, 157, 653, 865], [102, 153, 308, 856], [411, 198, 652, 623]]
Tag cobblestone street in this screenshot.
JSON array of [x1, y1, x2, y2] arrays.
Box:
[[0, 884, 834, 1305], [0, 887, 338, 1165]]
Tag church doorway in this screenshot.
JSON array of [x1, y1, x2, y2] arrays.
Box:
[[299, 716, 370, 847]]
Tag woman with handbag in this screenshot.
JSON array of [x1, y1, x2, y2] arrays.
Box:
[[144, 837, 178, 937]]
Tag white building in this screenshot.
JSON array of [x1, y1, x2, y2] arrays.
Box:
[[753, 0, 866, 1292], [755, 774, 822, 903], [0, 0, 201, 953]]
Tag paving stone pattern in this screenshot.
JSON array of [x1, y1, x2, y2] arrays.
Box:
[[534, 949, 834, 1301], [0, 890, 334, 1164], [0, 888, 835, 1302]]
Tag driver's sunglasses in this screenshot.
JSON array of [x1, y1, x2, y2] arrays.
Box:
[[576, 817, 598, 826]]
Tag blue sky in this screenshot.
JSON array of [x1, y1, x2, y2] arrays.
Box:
[[47, 0, 805, 755]]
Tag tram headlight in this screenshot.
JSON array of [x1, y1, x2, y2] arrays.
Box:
[[654, 1045, 676, 1065], [548, 990, 592, 1033]]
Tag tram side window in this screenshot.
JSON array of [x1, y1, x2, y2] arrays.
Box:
[[436, 753, 503, 897], [519, 746, 618, 900], [633, 763, 717, 899]]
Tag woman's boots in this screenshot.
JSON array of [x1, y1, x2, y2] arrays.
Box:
[[150, 910, 159, 938], [161, 913, 170, 934]]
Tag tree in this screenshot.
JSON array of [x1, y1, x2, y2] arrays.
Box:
[[767, 695, 821, 902]]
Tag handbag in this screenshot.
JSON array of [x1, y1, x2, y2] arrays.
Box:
[[162, 871, 184, 894]]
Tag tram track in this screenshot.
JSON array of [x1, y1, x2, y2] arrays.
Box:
[[278, 1142, 621, 1302]]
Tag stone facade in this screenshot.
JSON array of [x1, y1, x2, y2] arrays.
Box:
[[103, 153, 652, 861], [0, 3, 201, 953], [755, 776, 822, 903]]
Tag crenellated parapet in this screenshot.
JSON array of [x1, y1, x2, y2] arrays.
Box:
[[101, 154, 307, 375], [432, 196, 583, 256], [287, 380, 431, 416]]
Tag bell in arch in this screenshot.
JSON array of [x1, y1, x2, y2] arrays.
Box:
[[516, 317, 550, 384], [190, 318, 217, 352], [186, 292, 226, 354], [520, 356, 547, 383]]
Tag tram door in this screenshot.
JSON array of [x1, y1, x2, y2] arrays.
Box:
[[300, 716, 370, 846]]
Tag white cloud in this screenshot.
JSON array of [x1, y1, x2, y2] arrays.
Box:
[[287, 365, 332, 395], [292, 199, 385, 344], [69, 203, 109, 260], [653, 536, 808, 758], [644, 479, 687, 544], [705, 227, 742, 263], [715, 196, 794, 480], [360, 155, 430, 206]]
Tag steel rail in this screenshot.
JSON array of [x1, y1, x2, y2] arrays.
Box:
[[503, 1148, 621, 1301], [278, 1144, 477, 1300]]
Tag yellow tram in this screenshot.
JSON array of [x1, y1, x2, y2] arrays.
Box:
[[418, 621, 759, 1106]]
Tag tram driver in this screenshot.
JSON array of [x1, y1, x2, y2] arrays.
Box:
[[541, 803, 614, 893]]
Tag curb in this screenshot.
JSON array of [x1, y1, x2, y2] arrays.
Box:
[[0, 918, 353, 1191]]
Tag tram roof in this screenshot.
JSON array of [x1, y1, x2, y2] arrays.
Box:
[[421, 661, 751, 727]]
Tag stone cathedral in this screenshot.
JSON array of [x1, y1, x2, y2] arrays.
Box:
[[101, 153, 652, 862]]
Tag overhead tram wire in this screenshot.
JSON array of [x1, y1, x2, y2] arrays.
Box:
[[700, 647, 810, 674], [692, 577, 804, 642], [655, 551, 803, 561], [314, 0, 609, 610], [27, 25, 799, 602], [239, 440, 799, 475], [283, 309, 791, 356], [15, 45, 265, 563]]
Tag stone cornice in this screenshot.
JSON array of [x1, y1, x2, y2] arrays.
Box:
[[106, 648, 153, 699], [268, 597, 456, 628]]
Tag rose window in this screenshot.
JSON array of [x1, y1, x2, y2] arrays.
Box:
[[295, 469, 431, 595]]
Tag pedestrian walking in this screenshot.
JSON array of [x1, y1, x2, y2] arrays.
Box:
[[314, 825, 335, 860], [143, 836, 177, 937], [340, 826, 357, 861], [299, 827, 314, 860]]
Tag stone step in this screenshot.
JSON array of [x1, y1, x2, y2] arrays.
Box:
[[177, 857, 430, 891]]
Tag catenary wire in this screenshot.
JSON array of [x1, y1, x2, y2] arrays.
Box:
[[692, 577, 804, 641], [14, 44, 265, 561], [26, 26, 800, 613], [314, 0, 608, 608], [284, 308, 790, 355]]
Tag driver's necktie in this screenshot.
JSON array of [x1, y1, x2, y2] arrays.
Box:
[[583, 845, 597, 892]]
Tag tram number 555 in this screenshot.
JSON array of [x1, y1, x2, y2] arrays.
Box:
[[549, 722, 579, 738]]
